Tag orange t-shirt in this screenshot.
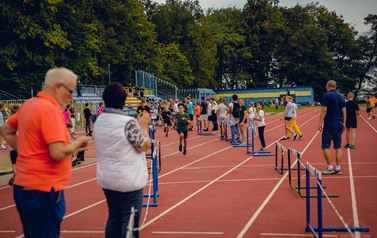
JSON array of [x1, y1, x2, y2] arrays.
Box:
[[194, 105, 201, 116], [7, 92, 71, 192]]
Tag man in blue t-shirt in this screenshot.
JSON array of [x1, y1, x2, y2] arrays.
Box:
[[318, 80, 346, 175]]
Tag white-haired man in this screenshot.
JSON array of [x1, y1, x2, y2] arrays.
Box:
[[1, 68, 90, 237]]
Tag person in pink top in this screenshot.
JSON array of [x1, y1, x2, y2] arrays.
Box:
[[63, 104, 72, 124], [98, 102, 104, 115]]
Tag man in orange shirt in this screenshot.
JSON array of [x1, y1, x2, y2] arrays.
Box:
[[1, 68, 90, 238]]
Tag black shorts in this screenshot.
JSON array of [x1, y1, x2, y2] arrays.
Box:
[[189, 114, 193, 121], [10, 150, 17, 164], [284, 117, 291, 121], [346, 119, 357, 128], [164, 119, 171, 126], [177, 129, 188, 139], [367, 108, 372, 113]]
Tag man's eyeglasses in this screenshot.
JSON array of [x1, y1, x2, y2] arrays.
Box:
[[61, 84, 74, 95]]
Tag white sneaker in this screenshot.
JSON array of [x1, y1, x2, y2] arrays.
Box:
[[368, 117, 371, 120], [1, 144, 7, 150]]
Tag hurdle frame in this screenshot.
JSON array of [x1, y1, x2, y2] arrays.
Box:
[[197, 120, 215, 136], [287, 148, 338, 198], [143, 148, 159, 207], [305, 162, 369, 237], [246, 128, 276, 156]]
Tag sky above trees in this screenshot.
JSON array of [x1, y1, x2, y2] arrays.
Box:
[[153, 0, 377, 34]]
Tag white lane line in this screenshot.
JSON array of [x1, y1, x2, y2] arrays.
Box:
[[153, 231, 224, 235], [0, 204, 15, 211], [360, 115, 377, 133], [63, 199, 106, 219], [0, 231, 15, 233], [260, 233, 337, 237], [60, 231, 105, 233], [347, 149, 360, 238], [237, 131, 320, 238]]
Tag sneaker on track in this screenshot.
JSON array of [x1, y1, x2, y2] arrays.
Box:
[[334, 169, 342, 175], [1, 144, 7, 150], [321, 167, 335, 175], [280, 137, 289, 141], [299, 135, 304, 140], [350, 145, 355, 149], [293, 134, 298, 141], [179, 144, 182, 152], [183, 148, 187, 155], [344, 144, 351, 148]]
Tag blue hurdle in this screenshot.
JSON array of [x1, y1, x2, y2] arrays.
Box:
[[305, 162, 369, 237], [197, 120, 215, 136], [246, 128, 276, 156], [143, 148, 159, 207]]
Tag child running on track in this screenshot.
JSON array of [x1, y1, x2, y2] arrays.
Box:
[[173, 103, 193, 155], [248, 101, 258, 137], [150, 106, 158, 126], [254, 101, 266, 151], [161, 105, 172, 137], [280, 96, 297, 141], [287, 96, 304, 140], [345, 92, 359, 149]]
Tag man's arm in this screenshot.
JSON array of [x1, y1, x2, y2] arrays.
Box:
[[49, 137, 90, 161], [342, 107, 346, 132], [318, 106, 327, 132], [0, 123, 17, 150]]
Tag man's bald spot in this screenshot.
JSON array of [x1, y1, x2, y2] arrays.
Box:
[[44, 68, 77, 88], [326, 80, 336, 89]]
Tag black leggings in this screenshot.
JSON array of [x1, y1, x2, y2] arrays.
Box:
[[258, 126, 266, 148], [85, 118, 91, 133]]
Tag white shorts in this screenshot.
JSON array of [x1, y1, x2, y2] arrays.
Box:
[[199, 114, 208, 121]]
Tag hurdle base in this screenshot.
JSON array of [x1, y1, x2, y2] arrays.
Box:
[[199, 133, 215, 136], [252, 153, 276, 156], [306, 226, 370, 232], [143, 203, 157, 207]]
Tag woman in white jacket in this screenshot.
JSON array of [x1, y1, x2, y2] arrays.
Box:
[[94, 82, 151, 238]]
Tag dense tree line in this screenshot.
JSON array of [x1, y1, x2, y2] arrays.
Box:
[[0, 0, 376, 100]]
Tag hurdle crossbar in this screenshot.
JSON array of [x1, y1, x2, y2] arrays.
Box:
[[305, 162, 369, 237]]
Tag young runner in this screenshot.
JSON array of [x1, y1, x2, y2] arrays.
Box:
[[173, 103, 193, 155], [280, 96, 297, 141], [160, 105, 172, 137], [248, 101, 258, 137]]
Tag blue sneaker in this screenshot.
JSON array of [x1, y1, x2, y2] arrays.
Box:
[[258, 148, 266, 152], [344, 144, 351, 148], [179, 144, 182, 152], [350, 145, 355, 149]]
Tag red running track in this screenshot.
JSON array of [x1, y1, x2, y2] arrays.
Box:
[[0, 107, 376, 238]]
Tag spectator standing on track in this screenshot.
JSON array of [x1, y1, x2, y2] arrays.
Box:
[[238, 98, 248, 145], [7, 104, 19, 186], [63, 104, 72, 125], [69, 103, 76, 134], [318, 80, 346, 175], [94, 82, 151, 238], [206, 99, 212, 130], [254, 101, 266, 151], [0, 68, 90, 238], [210, 98, 218, 131], [194, 102, 201, 126], [173, 103, 193, 155], [199, 96, 208, 131], [161, 105, 173, 137], [186, 97, 194, 131], [0, 103, 6, 150], [286, 96, 304, 140], [98, 102, 105, 115], [248, 101, 258, 137], [228, 94, 242, 144], [83, 103, 92, 136], [280, 96, 297, 141], [217, 98, 228, 139], [344, 92, 359, 149]]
